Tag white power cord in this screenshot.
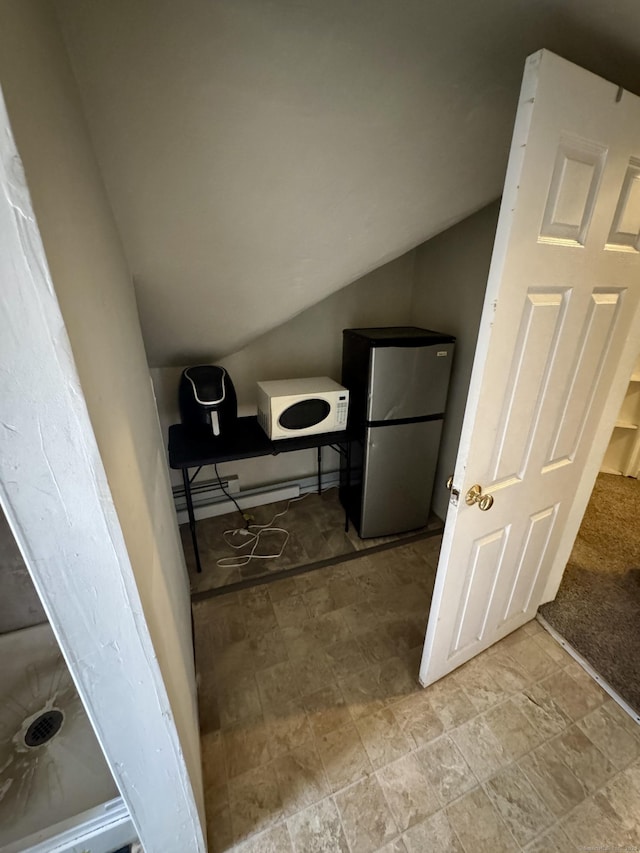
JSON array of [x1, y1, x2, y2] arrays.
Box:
[[216, 495, 305, 569], [216, 485, 336, 570]]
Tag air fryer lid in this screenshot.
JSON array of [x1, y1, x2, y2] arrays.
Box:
[[184, 365, 227, 405]]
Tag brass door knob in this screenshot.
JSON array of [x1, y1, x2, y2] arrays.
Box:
[[465, 484, 494, 511]]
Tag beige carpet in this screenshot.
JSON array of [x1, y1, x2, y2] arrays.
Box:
[[540, 473, 640, 713], [569, 473, 640, 575]]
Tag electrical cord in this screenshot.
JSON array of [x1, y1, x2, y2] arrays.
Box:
[[216, 484, 337, 570], [216, 498, 301, 569], [214, 462, 250, 529]]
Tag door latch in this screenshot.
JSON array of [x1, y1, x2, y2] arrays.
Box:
[[446, 475, 460, 506]]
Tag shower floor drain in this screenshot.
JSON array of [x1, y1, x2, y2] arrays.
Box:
[[24, 709, 64, 747]]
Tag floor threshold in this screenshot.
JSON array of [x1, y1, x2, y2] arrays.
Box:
[[191, 525, 444, 602], [537, 612, 640, 725]]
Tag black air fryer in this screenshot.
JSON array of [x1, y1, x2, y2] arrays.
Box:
[[179, 365, 237, 438]]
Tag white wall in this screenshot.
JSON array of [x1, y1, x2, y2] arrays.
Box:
[[53, 0, 552, 365], [0, 0, 204, 837], [153, 250, 415, 489], [411, 201, 500, 520], [154, 201, 499, 530], [52, 0, 640, 367]]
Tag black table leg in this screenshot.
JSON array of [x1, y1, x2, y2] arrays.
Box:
[[317, 446, 322, 495], [344, 440, 351, 532], [182, 467, 202, 573]]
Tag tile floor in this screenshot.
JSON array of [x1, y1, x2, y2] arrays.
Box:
[[183, 488, 441, 595], [193, 535, 640, 853]]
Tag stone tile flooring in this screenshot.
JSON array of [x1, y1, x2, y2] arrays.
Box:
[[193, 535, 640, 852], [183, 488, 441, 595]]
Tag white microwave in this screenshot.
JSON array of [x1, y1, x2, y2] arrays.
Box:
[[257, 377, 349, 440]]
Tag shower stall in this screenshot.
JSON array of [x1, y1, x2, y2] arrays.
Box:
[[0, 509, 137, 853]]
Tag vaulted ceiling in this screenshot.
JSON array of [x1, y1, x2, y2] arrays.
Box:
[[54, 0, 640, 366]]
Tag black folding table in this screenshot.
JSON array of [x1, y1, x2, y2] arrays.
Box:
[[168, 418, 351, 572]]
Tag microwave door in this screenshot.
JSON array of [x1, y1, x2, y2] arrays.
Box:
[[279, 399, 331, 431]]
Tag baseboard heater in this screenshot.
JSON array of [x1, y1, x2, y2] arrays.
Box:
[[172, 470, 340, 524]]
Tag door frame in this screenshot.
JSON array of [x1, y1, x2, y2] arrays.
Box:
[[0, 93, 205, 852]]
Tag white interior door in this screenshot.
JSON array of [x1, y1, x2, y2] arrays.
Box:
[[420, 49, 640, 687]]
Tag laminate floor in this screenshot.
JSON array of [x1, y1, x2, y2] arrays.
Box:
[[184, 488, 442, 596], [193, 535, 640, 853]]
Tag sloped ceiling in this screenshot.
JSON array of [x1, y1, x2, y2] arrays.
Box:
[[53, 0, 640, 367]]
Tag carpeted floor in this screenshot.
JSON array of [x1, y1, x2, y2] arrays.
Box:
[[540, 473, 640, 714]]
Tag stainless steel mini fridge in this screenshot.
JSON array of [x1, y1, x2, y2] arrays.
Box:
[[340, 327, 455, 538]]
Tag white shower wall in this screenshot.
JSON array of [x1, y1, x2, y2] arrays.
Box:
[[0, 511, 133, 853], [0, 624, 120, 852]]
